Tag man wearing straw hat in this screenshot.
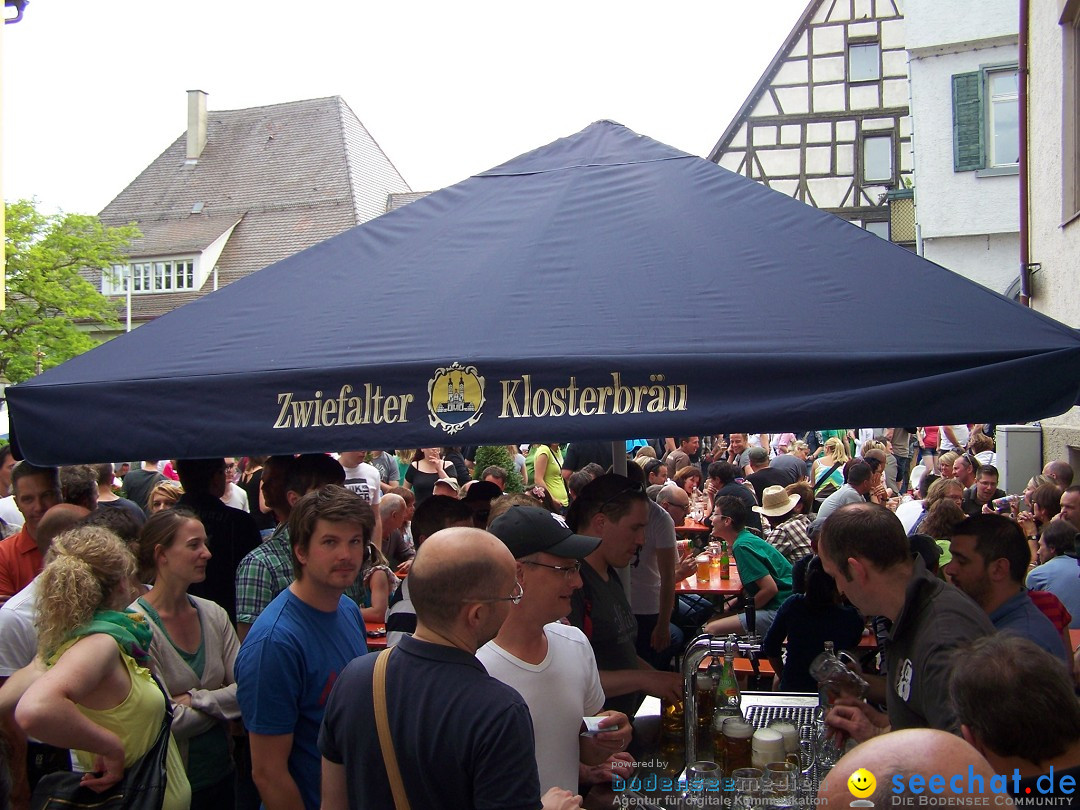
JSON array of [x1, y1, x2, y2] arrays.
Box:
[[755, 484, 815, 565]]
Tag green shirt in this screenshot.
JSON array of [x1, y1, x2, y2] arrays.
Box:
[[732, 528, 793, 612]]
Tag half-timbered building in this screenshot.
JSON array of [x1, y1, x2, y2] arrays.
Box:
[[709, 0, 914, 247]]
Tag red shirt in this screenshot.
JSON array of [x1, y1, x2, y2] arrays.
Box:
[[0, 527, 43, 599], [1028, 588, 1073, 633]]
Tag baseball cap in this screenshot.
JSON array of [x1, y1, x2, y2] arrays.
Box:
[[488, 506, 601, 560], [748, 446, 769, 463], [462, 480, 502, 504]]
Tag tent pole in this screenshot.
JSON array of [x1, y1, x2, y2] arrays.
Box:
[[611, 441, 627, 475]]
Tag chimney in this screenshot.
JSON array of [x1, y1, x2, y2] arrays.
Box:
[[186, 90, 208, 161]]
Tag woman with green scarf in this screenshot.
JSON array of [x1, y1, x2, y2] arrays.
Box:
[[13, 525, 190, 810]]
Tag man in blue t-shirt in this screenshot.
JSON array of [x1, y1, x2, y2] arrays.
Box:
[[704, 495, 793, 638], [236, 485, 373, 810]]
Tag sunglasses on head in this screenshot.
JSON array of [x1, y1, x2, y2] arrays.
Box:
[[597, 481, 646, 514]]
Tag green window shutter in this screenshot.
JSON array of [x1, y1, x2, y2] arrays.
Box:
[[952, 71, 985, 172]]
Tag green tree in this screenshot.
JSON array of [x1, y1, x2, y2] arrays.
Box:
[[2, 200, 139, 382], [473, 445, 524, 493]]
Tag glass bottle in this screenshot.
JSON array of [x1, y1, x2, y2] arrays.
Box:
[[715, 636, 742, 710], [711, 638, 743, 776], [719, 539, 731, 579], [812, 641, 842, 772]]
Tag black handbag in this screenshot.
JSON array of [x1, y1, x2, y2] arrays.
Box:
[[30, 679, 173, 810]]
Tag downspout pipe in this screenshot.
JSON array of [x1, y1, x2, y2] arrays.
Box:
[[1019, 0, 1031, 306]]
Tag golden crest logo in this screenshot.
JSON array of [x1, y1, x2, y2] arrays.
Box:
[[428, 362, 485, 435]]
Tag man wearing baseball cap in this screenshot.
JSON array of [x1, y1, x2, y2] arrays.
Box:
[[477, 506, 634, 796]]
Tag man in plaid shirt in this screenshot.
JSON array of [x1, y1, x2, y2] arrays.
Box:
[[757, 483, 814, 565], [236, 453, 361, 641]]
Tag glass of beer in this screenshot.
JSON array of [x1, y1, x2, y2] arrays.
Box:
[[696, 553, 712, 582], [661, 696, 684, 741], [767, 719, 801, 765], [723, 717, 754, 776]]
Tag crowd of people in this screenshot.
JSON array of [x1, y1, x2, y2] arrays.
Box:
[[0, 430, 1074, 809]]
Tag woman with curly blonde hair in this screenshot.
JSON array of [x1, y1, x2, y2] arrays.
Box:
[[13, 526, 190, 809]]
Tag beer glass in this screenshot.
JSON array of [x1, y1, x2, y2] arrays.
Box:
[[763, 762, 799, 807], [661, 696, 684, 741], [686, 760, 722, 799], [722, 718, 754, 776], [731, 767, 763, 810]]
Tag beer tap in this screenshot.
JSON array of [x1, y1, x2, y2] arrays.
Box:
[[681, 633, 727, 764]]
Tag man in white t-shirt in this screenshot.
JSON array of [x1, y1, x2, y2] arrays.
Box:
[[337, 451, 382, 506], [477, 506, 633, 795]]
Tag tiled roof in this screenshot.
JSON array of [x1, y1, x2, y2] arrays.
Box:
[[123, 214, 243, 257], [93, 96, 410, 321], [386, 191, 433, 212]]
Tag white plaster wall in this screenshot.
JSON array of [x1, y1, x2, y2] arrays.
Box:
[[908, 43, 1019, 238], [920, 232, 1021, 293], [1029, 0, 1080, 447], [905, 0, 1017, 51]]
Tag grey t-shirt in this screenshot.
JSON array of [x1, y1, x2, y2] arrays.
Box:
[[369, 452, 400, 487], [813, 484, 866, 525], [885, 559, 995, 732], [569, 563, 641, 718]]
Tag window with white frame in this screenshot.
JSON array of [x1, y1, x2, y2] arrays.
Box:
[[986, 69, 1019, 167], [951, 64, 1019, 172], [103, 259, 197, 295], [1063, 1, 1080, 220]]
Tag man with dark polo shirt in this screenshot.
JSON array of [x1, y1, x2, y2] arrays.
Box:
[[821, 503, 994, 743], [961, 464, 1006, 517], [565, 474, 681, 719], [319, 526, 581, 810]]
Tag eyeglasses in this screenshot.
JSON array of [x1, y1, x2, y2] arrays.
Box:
[[468, 580, 524, 606], [521, 560, 582, 580]]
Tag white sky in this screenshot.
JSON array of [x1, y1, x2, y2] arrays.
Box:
[[2, 0, 809, 215]]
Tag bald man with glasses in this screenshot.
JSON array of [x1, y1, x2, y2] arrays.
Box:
[[320, 525, 582, 810]]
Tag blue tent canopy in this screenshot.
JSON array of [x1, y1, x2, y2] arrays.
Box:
[[9, 122, 1080, 465]]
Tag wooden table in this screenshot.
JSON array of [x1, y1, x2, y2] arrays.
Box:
[[675, 567, 743, 596], [676, 518, 710, 534], [366, 621, 388, 650]]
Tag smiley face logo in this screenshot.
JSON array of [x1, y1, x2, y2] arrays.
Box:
[[848, 768, 876, 798]]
